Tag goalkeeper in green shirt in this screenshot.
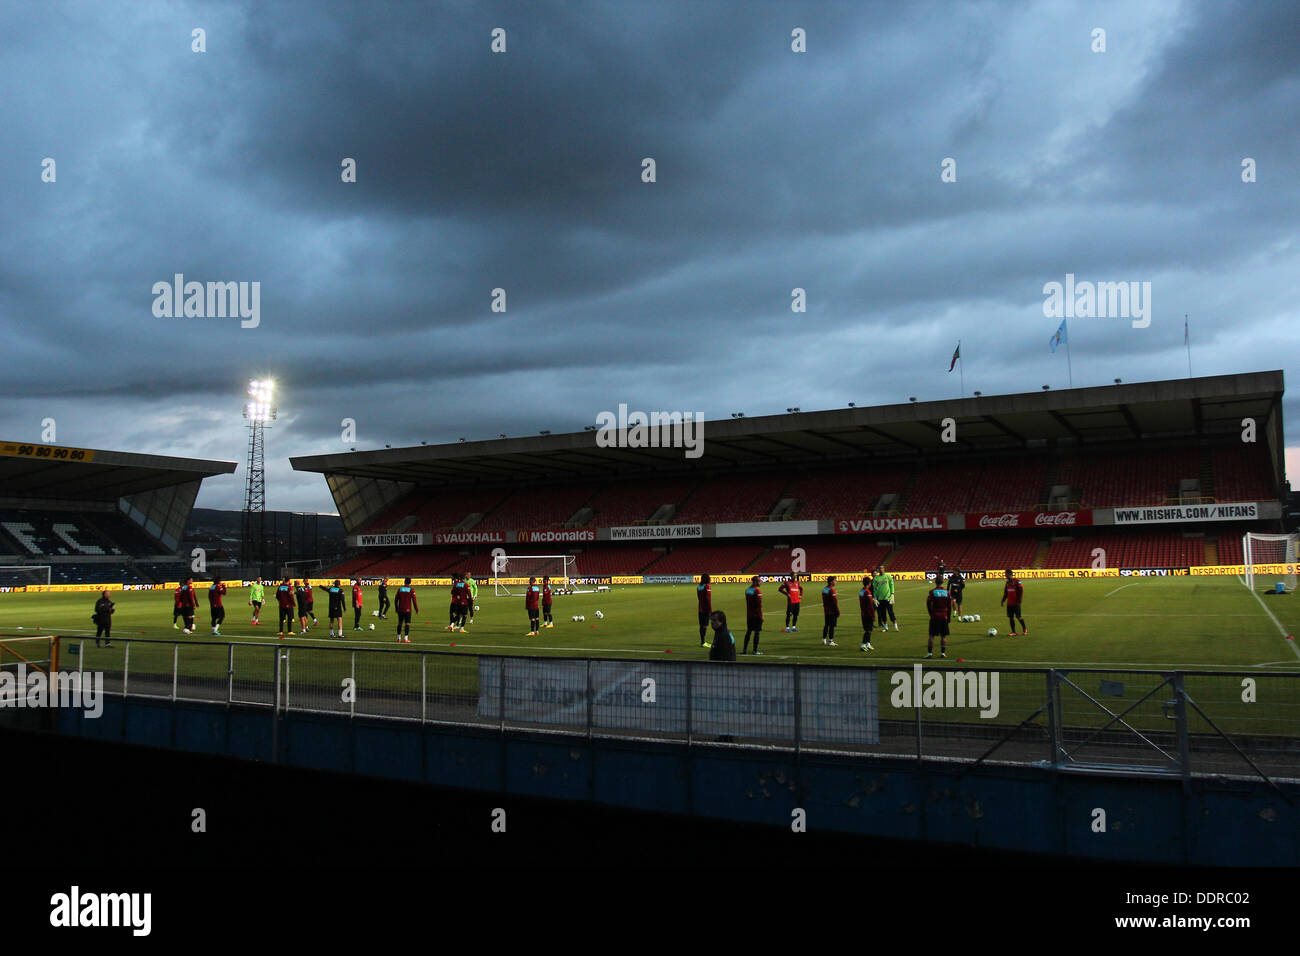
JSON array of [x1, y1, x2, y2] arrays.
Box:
[[467, 576, 479, 624], [871, 567, 899, 631], [249, 577, 265, 626]]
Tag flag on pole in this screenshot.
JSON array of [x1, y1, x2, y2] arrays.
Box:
[[948, 343, 961, 372], [1049, 318, 1068, 353]]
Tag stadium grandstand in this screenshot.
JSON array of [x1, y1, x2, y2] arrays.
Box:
[[291, 371, 1290, 579], [0, 439, 236, 585]]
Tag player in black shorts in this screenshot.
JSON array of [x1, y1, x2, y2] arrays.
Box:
[[925, 575, 952, 659]]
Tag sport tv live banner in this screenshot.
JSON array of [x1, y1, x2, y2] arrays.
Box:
[[477, 658, 878, 744]]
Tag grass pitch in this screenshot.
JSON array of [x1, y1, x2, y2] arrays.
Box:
[[2, 576, 1297, 671]]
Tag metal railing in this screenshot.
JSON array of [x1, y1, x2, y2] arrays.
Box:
[[60, 637, 1300, 789]]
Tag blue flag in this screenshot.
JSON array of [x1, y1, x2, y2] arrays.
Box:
[[1049, 318, 1068, 353]]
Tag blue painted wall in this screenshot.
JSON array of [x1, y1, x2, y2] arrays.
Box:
[[42, 697, 1299, 865]]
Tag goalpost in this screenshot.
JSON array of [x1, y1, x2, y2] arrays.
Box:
[[491, 554, 576, 596], [0, 565, 51, 588], [1242, 532, 1299, 592]]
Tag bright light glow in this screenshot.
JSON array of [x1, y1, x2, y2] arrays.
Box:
[[244, 379, 277, 421]]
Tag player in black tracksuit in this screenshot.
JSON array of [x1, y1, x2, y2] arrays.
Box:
[[378, 579, 390, 619]]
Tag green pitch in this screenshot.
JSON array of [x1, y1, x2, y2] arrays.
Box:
[[2, 576, 1298, 670]]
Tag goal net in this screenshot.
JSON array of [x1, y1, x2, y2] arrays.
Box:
[[282, 559, 323, 580], [0, 565, 51, 588], [491, 554, 576, 596], [1242, 532, 1298, 592]]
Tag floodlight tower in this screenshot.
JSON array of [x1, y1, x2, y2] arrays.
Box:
[[241, 379, 277, 578]]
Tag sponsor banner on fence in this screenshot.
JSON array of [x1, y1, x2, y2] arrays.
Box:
[[355, 533, 428, 547], [703, 573, 804, 584], [1003, 568, 1120, 578], [644, 574, 695, 584], [1112, 502, 1261, 525], [1191, 563, 1296, 576], [517, 528, 597, 543], [571, 576, 612, 585], [609, 524, 703, 541], [476, 658, 877, 744], [969, 510, 1092, 529], [1119, 567, 1190, 577], [835, 515, 946, 534]]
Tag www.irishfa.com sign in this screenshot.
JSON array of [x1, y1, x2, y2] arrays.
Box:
[[353, 533, 428, 547]]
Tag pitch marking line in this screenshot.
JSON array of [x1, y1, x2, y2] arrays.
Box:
[[1104, 582, 1139, 597], [1237, 578, 1300, 660]]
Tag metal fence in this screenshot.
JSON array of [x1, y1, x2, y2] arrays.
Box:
[[60, 637, 1300, 788]]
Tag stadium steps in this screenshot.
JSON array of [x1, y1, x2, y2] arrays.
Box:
[[1031, 538, 1051, 569], [1199, 447, 1216, 501], [1039, 458, 1060, 509], [744, 546, 774, 571], [1205, 538, 1219, 564], [879, 545, 900, 570]]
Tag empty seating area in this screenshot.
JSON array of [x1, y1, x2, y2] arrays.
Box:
[[1055, 449, 1200, 508], [642, 544, 767, 574], [475, 484, 601, 531], [0, 510, 160, 557], [963, 459, 1051, 512], [885, 536, 1038, 571], [672, 474, 790, 524], [901, 464, 985, 514], [1211, 446, 1274, 502], [746, 539, 893, 574], [584, 477, 700, 526], [1043, 533, 1204, 569], [783, 468, 911, 519]]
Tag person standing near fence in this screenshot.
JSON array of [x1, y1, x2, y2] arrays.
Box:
[[873, 566, 898, 631], [821, 575, 840, 647], [351, 579, 364, 631], [326, 579, 347, 639], [93, 590, 114, 647], [249, 576, 265, 626], [708, 610, 736, 661], [696, 573, 712, 646], [177, 577, 199, 633], [208, 577, 227, 637], [858, 575, 877, 652], [742, 576, 763, 655], [779, 577, 803, 632], [276, 578, 296, 638], [394, 578, 417, 643], [378, 578, 390, 619], [524, 576, 541, 636], [541, 576, 555, 629]]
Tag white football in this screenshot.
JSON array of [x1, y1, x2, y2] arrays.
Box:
[[974, 614, 981, 622], [578, 615, 585, 622], [571, 615, 578, 622], [595, 610, 604, 619], [372, 610, 379, 616], [182, 628, 191, 635], [368, 624, 375, 630], [987, 627, 997, 637], [474, 605, 480, 612]]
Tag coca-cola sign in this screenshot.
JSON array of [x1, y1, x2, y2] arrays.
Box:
[[970, 510, 1091, 529]]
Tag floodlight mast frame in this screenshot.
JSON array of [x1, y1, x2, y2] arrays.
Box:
[[241, 380, 277, 580]]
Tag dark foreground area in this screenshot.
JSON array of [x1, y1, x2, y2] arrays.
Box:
[[1, 726, 1284, 939]]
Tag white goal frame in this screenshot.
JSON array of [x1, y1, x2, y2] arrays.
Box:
[[492, 555, 576, 596], [0, 565, 52, 586], [282, 559, 324, 579], [1242, 532, 1298, 592]]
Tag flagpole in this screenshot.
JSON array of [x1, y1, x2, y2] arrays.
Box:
[[959, 340, 964, 397], [1065, 336, 1073, 388], [1185, 314, 1192, 378]]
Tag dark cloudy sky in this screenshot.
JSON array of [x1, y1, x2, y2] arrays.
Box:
[[2, 0, 1298, 513]]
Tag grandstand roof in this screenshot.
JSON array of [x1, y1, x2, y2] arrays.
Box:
[[0, 440, 237, 501], [290, 370, 1284, 488]]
